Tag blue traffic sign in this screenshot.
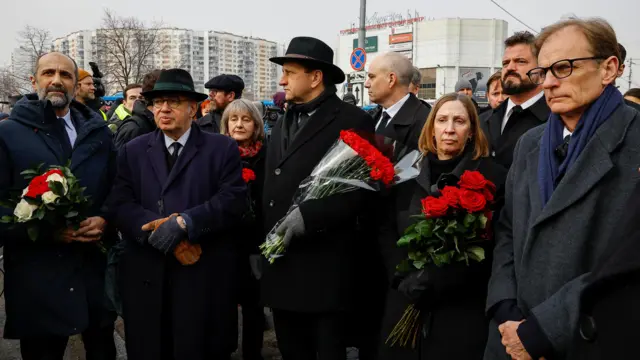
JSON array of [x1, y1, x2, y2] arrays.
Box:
[[350, 48, 367, 71]]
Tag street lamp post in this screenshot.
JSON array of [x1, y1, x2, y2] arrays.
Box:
[[359, 0, 366, 51]]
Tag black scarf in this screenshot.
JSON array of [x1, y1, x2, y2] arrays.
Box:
[[281, 88, 336, 153]]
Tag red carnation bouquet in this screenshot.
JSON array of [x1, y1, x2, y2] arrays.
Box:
[[0, 164, 92, 243], [260, 130, 420, 263], [386, 170, 496, 348], [242, 168, 256, 183]]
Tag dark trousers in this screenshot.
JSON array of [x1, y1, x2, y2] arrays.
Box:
[[20, 324, 116, 360], [239, 272, 265, 360], [272, 310, 346, 360]]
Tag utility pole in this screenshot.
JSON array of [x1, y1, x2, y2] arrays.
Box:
[[358, 0, 366, 51]]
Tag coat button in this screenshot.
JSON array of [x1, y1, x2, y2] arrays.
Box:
[[275, 168, 281, 175], [579, 314, 597, 342], [269, 200, 275, 207], [69, 288, 74, 292], [143, 280, 151, 287]]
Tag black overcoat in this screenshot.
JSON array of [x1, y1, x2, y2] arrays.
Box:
[[109, 125, 247, 360], [377, 154, 507, 360], [479, 97, 549, 168], [260, 94, 375, 313]]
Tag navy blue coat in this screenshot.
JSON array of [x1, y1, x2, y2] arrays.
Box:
[[0, 95, 117, 338], [108, 124, 246, 360]]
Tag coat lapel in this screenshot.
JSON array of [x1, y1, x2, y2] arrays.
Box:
[[532, 105, 635, 227], [162, 125, 201, 194], [384, 95, 419, 142], [147, 130, 169, 187], [488, 102, 507, 149], [37, 131, 65, 164], [415, 157, 432, 194], [277, 96, 340, 167]]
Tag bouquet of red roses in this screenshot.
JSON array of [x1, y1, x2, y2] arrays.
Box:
[[260, 130, 421, 263], [0, 164, 92, 242], [386, 170, 496, 348]]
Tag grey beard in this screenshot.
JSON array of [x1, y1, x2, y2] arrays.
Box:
[[37, 88, 72, 109]]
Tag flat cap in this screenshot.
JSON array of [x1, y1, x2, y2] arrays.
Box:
[[205, 74, 245, 95]]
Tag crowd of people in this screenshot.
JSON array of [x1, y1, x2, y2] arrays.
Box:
[[0, 16, 639, 360]]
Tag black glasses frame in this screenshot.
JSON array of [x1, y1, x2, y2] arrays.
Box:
[[527, 56, 606, 85]]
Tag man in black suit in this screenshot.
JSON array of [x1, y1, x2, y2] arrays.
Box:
[[480, 31, 551, 169], [260, 36, 374, 360], [366, 52, 430, 151]]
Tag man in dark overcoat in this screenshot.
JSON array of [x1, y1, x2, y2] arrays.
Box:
[[359, 51, 431, 358], [259, 36, 375, 360], [480, 31, 550, 169], [485, 19, 640, 360], [197, 74, 245, 133], [108, 69, 247, 360], [0, 52, 117, 360]]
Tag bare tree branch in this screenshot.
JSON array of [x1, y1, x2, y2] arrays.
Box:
[[97, 9, 166, 93]]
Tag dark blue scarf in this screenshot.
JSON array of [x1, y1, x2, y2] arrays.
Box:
[[538, 84, 623, 208]]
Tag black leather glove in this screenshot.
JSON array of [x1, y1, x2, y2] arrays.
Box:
[[147, 215, 186, 254], [396, 270, 430, 303]]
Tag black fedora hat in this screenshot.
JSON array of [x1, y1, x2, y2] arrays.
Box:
[[141, 68, 208, 102], [270, 37, 345, 84]]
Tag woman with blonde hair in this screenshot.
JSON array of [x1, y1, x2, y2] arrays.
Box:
[[377, 93, 507, 360], [220, 99, 266, 360]]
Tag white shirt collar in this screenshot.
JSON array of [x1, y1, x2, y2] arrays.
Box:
[[502, 91, 545, 132], [383, 93, 411, 120], [164, 127, 192, 151], [505, 91, 545, 116], [563, 127, 572, 139]]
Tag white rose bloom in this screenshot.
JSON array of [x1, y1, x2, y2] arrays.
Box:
[[46, 173, 68, 195], [21, 187, 29, 198], [41, 191, 60, 204], [14, 199, 38, 223]]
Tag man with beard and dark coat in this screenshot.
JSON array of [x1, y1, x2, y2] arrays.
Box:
[[480, 31, 551, 169], [113, 70, 161, 149], [109, 69, 246, 360], [197, 74, 244, 133], [0, 52, 117, 360], [260, 36, 374, 360]]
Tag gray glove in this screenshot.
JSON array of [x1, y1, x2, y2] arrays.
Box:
[[147, 215, 186, 254], [397, 269, 430, 303], [275, 207, 305, 248]]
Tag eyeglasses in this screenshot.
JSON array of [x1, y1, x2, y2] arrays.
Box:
[[152, 97, 186, 109], [527, 57, 606, 85]]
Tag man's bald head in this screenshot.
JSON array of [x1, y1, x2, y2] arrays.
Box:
[[365, 52, 413, 108], [30, 52, 79, 111]]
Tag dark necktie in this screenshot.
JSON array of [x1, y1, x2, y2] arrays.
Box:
[[56, 118, 73, 158], [376, 112, 391, 133], [511, 105, 523, 117], [168, 142, 182, 171]]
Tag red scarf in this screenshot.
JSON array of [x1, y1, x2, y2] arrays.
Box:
[[238, 141, 263, 159]]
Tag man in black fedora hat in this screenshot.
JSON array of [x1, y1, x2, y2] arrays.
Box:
[[260, 36, 375, 360], [108, 68, 247, 360], [197, 74, 245, 133]]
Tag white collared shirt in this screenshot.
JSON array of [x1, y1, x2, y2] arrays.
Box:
[[563, 127, 572, 139], [59, 109, 77, 146], [164, 127, 192, 156], [375, 93, 411, 129], [501, 91, 545, 133]]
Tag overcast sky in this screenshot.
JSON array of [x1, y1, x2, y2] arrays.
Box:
[[1, 0, 638, 87]]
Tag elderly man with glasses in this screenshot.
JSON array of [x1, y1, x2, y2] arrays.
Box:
[[485, 18, 640, 360], [108, 68, 247, 360]]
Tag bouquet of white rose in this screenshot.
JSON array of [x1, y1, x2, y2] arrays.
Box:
[[0, 164, 92, 242]]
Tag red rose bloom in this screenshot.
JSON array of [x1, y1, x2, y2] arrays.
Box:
[[459, 189, 487, 213], [25, 174, 51, 198], [242, 168, 256, 183], [421, 196, 449, 218], [440, 186, 461, 208], [482, 188, 494, 202], [458, 170, 488, 190]]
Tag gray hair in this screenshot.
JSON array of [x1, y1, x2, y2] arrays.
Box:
[[411, 67, 422, 87], [377, 52, 414, 87], [221, 99, 265, 142]]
